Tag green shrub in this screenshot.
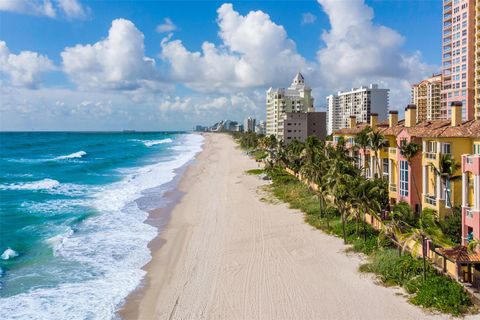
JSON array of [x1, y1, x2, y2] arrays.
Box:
[[246, 169, 264, 175], [410, 275, 471, 316], [367, 249, 424, 286]]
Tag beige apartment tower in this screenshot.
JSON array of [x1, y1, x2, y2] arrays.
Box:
[[441, 0, 476, 121], [266, 73, 314, 138], [411, 74, 442, 122]]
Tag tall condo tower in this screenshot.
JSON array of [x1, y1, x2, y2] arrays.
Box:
[[411, 74, 442, 122], [441, 0, 476, 120], [266, 73, 314, 138], [327, 84, 389, 132]]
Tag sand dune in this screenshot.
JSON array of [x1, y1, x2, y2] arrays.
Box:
[[120, 133, 451, 320]]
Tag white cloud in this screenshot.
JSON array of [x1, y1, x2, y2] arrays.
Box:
[[0, 0, 89, 19], [61, 19, 159, 90], [0, 0, 56, 17], [0, 41, 55, 88], [55, 0, 89, 19], [314, 0, 437, 110], [160, 3, 310, 92], [301, 12, 316, 25], [156, 18, 177, 33]]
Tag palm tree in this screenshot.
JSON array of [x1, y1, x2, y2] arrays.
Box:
[[325, 154, 358, 243], [370, 131, 389, 179], [399, 140, 422, 215], [355, 127, 372, 176], [396, 208, 449, 280], [430, 154, 461, 214]]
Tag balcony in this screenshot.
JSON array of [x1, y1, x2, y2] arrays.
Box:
[[425, 195, 437, 206], [390, 183, 397, 192], [462, 154, 480, 175], [425, 152, 437, 160]]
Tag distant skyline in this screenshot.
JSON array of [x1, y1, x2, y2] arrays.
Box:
[[0, 0, 441, 131]]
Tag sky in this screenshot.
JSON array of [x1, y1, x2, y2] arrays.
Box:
[[0, 0, 442, 131]]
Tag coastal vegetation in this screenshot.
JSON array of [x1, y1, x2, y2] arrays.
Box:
[[233, 131, 473, 316]]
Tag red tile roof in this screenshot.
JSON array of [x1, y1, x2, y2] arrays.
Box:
[[334, 119, 480, 138]]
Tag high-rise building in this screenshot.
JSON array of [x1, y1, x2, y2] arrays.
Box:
[[244, 117, 256, 133], [441, 0, 476, 121], [475, 0, 480, 119], [326, 84, 389, 132], [255, 121, 266, 135], [411, 74, 442, 122], [326, 94, 340, 135], [266, 73, 314, 139]]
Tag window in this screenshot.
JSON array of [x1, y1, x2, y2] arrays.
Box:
[[427, 141, 437, 153], [383, 159, 389, 178], [400, 160, 409, 197], [474, 144, 480, 155], [445, 177, 452, 208], [442, 143, 451, 154]]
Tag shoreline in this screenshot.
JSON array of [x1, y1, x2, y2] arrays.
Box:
[[118, 133, 452, 320], [117, 133, 208, 319]]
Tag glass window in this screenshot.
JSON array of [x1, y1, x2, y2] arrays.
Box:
[[474, 144, 480, 155], [442, 143, 451, 154], [383, 159, 389, 177], [400, 160, 409, 197]]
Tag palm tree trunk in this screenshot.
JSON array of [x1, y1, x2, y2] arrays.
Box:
[[422, 235, 427, 281], [363, 210, 367, 242], [376, 151, 382, 179]]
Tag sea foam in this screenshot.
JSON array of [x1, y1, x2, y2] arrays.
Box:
[[0, 134, 204, 320], [53, 151, 87, 160], [1, 248, 19, 260], [142, 138, 173, 147], [0, 178, 60, 191]]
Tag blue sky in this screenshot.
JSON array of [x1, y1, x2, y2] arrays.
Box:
[[0, 0, 442, 131]]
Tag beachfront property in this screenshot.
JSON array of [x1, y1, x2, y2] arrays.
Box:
[[476, 0, 480, 119], [277, 112, 326, 143], [209, 120, 240, 132], [441, 0, 476, 121], [266, 73, 315, 140], [255, 120, 266, 135], [332, 102, 480, 217], [411, 74, 443, 122], [244, 117, 256, 133], [326, 94, 340, 135], [331, 101, 480, 285], [326, 84, 389, 136]]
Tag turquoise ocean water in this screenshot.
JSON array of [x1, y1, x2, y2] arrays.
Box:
[[0, 132, 203, 319]]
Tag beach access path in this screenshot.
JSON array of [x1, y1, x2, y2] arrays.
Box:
[[121, 133, 450, 320]]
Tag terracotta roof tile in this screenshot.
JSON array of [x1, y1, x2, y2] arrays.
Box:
[[438, 245, 480, 263], [334, 119, 480, 138]]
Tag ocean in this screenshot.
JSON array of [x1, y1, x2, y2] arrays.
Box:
[[0, 132, 204, 319]]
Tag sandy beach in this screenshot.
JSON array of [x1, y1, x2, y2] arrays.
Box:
[[120, 133, 449, 320]]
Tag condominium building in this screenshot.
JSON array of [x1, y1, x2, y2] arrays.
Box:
[[411, 74, 442, 122], [244, 117, 256, 133], [278, 112, 326, 143], [266, 73, 314, 139], [255, 121, 266, 135], [326, 84, 389, 133], [441, 0, 475, 121], [475, 0, 480, 119], [326, 94, 340, 135]]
